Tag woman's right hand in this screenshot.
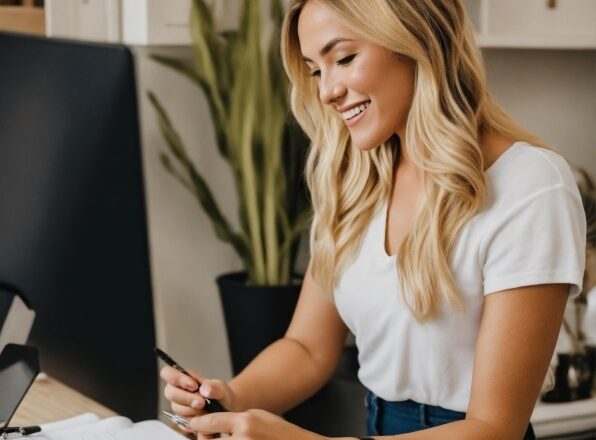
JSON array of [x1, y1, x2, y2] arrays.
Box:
[[160, 365, 237, 422]]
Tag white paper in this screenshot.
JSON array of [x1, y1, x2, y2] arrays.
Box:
[[38, 413, 101, 433], [30, 414, 186, 440]]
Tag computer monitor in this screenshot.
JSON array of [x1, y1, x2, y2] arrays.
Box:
[[0, 32, 156, 421]]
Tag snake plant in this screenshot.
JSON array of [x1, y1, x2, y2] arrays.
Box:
[[148, 0, 310, 285]]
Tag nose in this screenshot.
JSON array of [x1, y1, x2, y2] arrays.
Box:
[[319, 71, 346, 105]]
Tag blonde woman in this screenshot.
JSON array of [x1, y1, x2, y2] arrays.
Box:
[[160, 1, 586, 439]]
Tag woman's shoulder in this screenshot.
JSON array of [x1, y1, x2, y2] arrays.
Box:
[[486, 141, 579, 201]]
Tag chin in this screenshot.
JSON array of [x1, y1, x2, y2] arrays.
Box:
[[350, 132, 391, 151]]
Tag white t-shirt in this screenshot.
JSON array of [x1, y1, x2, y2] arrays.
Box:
[[334, 142, 586, 412]]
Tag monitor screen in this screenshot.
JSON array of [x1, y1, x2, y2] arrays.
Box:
[[0, 32, 157, 420]]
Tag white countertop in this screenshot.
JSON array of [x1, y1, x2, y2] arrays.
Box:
[[532, 395, 596, 438]]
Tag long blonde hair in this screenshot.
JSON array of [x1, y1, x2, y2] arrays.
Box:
[[281, 0, 543, 321]]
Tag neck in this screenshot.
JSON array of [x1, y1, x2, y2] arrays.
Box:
[[396, 138, 421, 175]]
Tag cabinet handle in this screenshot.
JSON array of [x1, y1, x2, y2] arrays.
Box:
[[547, 0, 557, 8]]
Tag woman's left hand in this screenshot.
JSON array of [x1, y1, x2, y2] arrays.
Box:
[[189, 409, 326, 440]]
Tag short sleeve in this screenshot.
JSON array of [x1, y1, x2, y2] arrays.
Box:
[[481, 185, 586, 296]]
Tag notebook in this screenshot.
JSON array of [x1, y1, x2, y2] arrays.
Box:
[[31, 413, 186, 440]]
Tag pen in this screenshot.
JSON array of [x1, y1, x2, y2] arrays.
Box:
[[161, 410, 190, 428], [1, 426, 41, 438], [154, 347, 226, 413]]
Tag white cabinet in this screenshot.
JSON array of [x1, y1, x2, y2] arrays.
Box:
[[45, 0, 240, 45], [45, 0, 596, 49], [46, 0, 191, 44], [46, 0, 120, 43], [121, 0, 191, 45], [465, 0, 596, 49]]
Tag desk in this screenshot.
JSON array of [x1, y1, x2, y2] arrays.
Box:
[[15, 375, 594, 439], [13, 375, 117, 426]]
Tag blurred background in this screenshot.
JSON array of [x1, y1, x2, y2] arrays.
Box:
[[0, 0, 594, 439]]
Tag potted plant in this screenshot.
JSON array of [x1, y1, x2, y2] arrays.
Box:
[[147, 0, 310, 374], [542, 168, 596, 402]]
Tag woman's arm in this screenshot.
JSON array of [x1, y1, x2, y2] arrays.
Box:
[[189, 283, 567, 439], [361, 283, 569, 440], [228, 264, 349, 414]]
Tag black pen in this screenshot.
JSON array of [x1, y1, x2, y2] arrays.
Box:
[[154, 347, 226, 413], [1, 426, 42, 437]]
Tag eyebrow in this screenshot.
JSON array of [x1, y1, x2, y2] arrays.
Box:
[[302, 38, 354, 63]]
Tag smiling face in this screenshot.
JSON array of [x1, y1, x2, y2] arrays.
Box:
[[297, 1, 416, 151]]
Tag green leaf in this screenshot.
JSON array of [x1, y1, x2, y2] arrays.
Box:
[[147, 90, 250, 263], [150, 55, 230, 161], [148, 0, 312, 284]]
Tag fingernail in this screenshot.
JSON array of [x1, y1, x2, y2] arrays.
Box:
[[199, 385, 211, 396], [184, 380, 197, 391], [191, 398, 201, 409]]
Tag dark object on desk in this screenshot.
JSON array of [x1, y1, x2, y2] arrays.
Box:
[[541, 346, 596, 403], [0, 32, 156, 421], [285, 376, 367, 437], [285, 345, 367, 437], [0, 344, 40, 436]]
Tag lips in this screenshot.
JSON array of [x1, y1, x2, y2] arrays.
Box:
[[341, 100, 371, 128], [340, 100, 371, 121]]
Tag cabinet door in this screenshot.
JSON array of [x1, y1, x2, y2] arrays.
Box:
[[486, 0, 596, 39], [122, 0, 191, 45], [46, 0, 120, 42]]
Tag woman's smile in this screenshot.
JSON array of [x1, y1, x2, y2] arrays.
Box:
[[341, 100, 371, 126]]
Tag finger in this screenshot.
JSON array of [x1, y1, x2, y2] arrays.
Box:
[[190, 413, 235, 436], [160, 365, 200, 391], [198, 379, 227, 401], [164, 383, 208, 410], [170, 401, 204, 418]]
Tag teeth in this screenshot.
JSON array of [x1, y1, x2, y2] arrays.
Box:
[[342, 101, 370, 121]]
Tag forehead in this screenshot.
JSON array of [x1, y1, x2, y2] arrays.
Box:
[[297, 1, 359, 58]]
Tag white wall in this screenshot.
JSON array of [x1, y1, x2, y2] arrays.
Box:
[[484, 49, 596, 177]]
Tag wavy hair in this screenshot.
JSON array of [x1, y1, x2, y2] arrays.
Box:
[[281, 0, 544, 321]]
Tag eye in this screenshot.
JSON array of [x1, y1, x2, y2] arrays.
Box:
[[337, 53, 357, 66], [309, 69, 321, 78]]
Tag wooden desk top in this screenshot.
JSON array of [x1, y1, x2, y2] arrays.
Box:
[[12, 374, 118, 426]]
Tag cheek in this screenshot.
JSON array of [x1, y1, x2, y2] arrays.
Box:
[[344, 66, 368, 93], [375, 70, 415, 126], [350, 105, 396, 151]]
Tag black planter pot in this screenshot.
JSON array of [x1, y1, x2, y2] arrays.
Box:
[[541, 346, 596, 403], [217, 272, 301, 375]]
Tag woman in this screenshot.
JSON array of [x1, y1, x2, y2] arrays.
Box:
[[161, 1, 586, 439]]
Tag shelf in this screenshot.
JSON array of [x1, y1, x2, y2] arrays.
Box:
[[477, 33, 596, 50], [0, 5, 45, 36], [464, 0, 596, 50], [532, 395, 596, 438]]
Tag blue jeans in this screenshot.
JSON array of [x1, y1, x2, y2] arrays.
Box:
[[366, 392, 536, 439]]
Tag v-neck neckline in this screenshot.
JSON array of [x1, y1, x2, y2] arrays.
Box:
[[379, 141, 524, 259]]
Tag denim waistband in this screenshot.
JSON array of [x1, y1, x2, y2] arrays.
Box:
[[365, 392, 465, 430], [365, 392, 535, 439]]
